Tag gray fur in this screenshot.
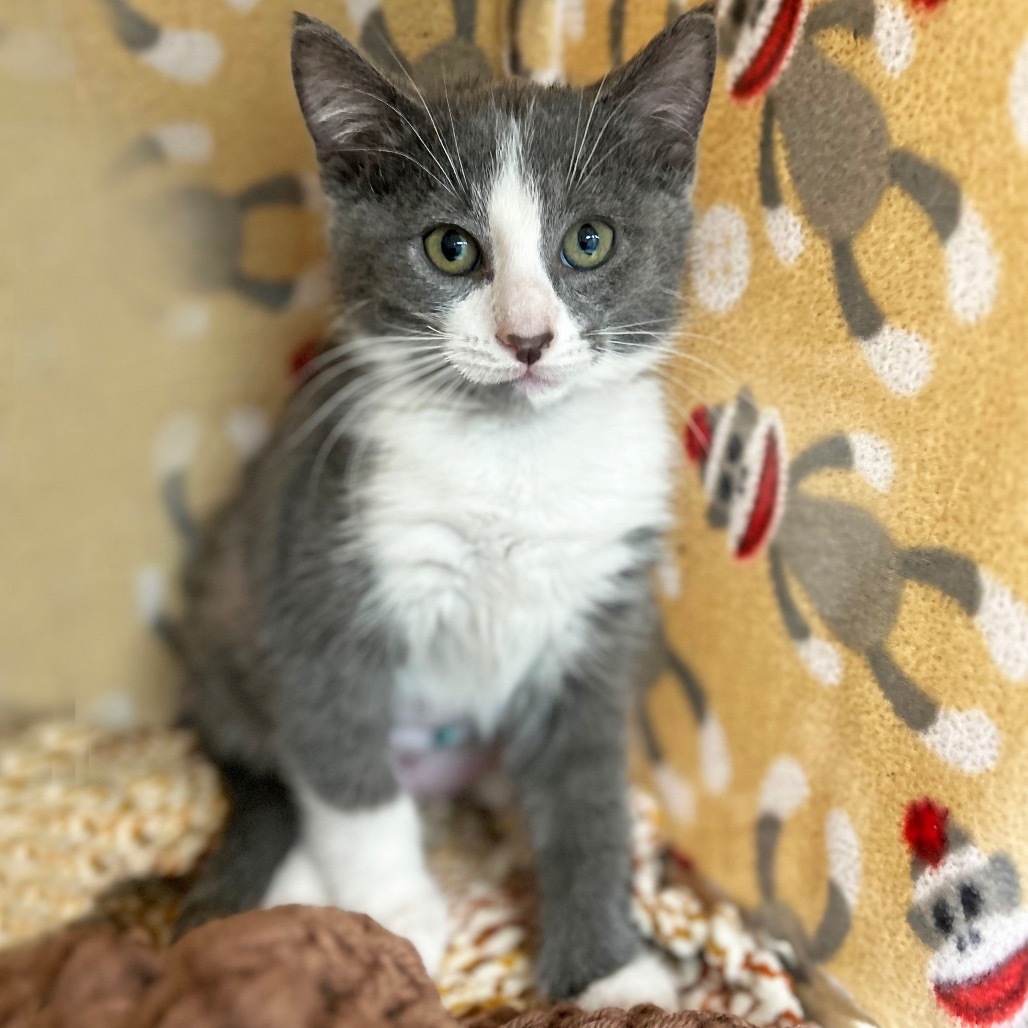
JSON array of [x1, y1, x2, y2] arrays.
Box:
[[176, 9, 716, 1000], [502, 587, 658, 997], [175, 763, 298, 938], [293, 11, 715, 384]]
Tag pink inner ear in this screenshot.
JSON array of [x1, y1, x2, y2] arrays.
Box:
[[605, 8, 716, 160]]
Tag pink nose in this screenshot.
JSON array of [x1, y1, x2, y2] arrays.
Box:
[[498, 331, 553, 367]]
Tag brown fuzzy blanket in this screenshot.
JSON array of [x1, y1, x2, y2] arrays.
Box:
[[0, 905, 754, 1028]]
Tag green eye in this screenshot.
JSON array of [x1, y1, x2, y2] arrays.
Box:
[[561, 219, 614, 270], [424, 225, 479, 275]]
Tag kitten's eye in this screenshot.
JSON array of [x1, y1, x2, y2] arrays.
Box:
[[424, 225, 479, 275], [561, 219, 614, 270]]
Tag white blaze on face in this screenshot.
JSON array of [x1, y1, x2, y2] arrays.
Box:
[[440, 127, 587, 404], [488, 142, 557, 345]]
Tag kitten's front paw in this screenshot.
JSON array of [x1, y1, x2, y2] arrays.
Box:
[[262, 844, 330, 908], [536, 914, 640, 1000], [370, 876, 450, 977], [576, 951, 679, 1012]]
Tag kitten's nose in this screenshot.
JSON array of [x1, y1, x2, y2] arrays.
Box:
[[498, 331, 553, 367]]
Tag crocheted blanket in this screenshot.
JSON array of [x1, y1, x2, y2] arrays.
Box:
[[0, 722, 813, 1026]]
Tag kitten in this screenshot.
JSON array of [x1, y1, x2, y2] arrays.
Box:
[[175, 9, 716, 1008]]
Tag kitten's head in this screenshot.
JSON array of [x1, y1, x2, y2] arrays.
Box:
[[292, 11, 716, 410]]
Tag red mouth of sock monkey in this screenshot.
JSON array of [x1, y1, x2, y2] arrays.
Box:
[[730, 0, 806, 101], [934, 944, 1028, 1026], [735, 427, 780, 559], [684, 405, 784, 560]]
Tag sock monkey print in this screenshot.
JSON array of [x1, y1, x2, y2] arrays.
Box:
[[342, 0, 493, 83], [904, 798, 1028, 1027], [103, 0, 491, 312], [144, 174, 328, 312], [636, 635, 732, 823], [715, 0, 998, 395], [100, 0, 221, 83], [684, 388, 1028, 774], [750, 756, 861, 980]]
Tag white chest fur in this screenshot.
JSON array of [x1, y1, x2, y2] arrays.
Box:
[[359, 376, 676, 731]]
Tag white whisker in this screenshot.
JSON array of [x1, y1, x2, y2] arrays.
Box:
[[349, 87, 459, 200], [567, 73, 608, 189]]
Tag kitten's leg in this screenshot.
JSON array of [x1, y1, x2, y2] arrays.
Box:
[[503, 605, 677, 1007], [176, 762, 299, 938], [263, 457, 448, 971], [252, 757, 448, 973], [270, 640, 448, 974], [291, 784, 448, 975], [262, 842, 329, 908]]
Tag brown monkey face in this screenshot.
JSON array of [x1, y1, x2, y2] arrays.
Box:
[[685, 390, 787, 560], [716, 0, 806, 100]]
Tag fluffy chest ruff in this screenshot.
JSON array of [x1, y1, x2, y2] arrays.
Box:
[[360, 377, 675, 731]]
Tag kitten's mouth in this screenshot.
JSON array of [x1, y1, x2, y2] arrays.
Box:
[[512, 366, 569, 402]]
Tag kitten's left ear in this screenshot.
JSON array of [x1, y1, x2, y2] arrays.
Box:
[[291, 13, 414, 158], [602, 7, 717, 176]]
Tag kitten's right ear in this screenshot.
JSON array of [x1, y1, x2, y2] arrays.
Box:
[[601, 7, 717, 178], [291, 13, 410, 156]]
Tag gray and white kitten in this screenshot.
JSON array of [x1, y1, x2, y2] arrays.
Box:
[[176, 10, 716, 1007]]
